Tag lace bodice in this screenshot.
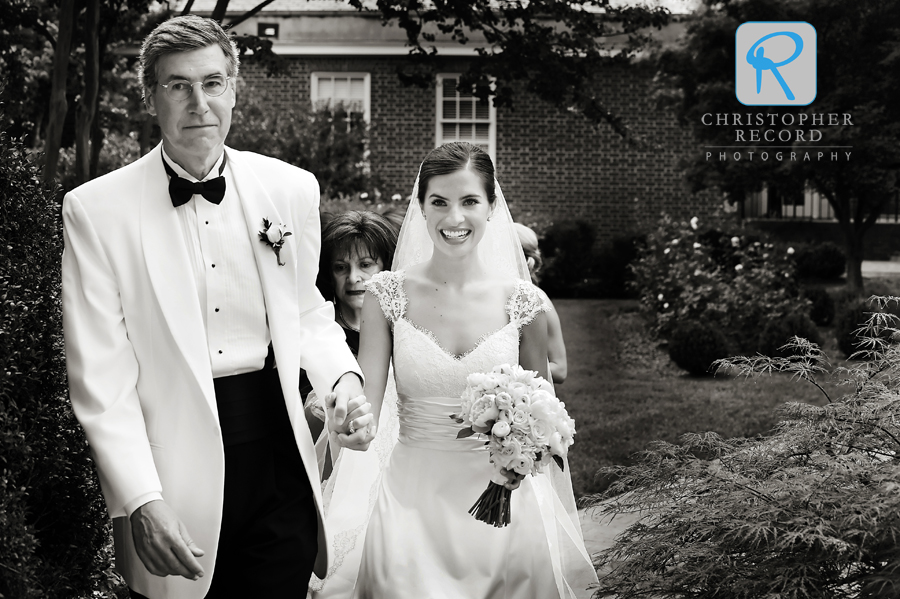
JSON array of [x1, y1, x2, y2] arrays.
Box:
[[365, 270, 547, 399]]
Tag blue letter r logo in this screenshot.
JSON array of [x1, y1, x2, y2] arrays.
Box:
[[736, 22, 816, 106]]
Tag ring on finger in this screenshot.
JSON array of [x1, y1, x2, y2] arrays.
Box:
[[348, 419, 357, 434]]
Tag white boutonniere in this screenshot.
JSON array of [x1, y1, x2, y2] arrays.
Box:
[[258, 218, 292, 266]]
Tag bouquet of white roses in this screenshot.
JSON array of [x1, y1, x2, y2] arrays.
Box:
[[451, 364, 576, 527]]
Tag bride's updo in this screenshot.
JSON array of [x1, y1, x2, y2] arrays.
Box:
[[416, 142, 496, 205]]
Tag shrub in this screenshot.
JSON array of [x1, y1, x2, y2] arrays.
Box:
[[667, 320, 732, 376], [539, 219, 598, 298], [833, 296, 900, 358], [588, 319, 900, 599], [630, 214, 805, 353], [592, 234, 644, 298], [803, 286, 836, 326], [793, 241, 846, 280], [229, 86, 382, 200], [757, 311, 822, 357], [0, 104, 116, 596]]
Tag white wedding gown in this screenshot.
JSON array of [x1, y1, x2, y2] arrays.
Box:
[[340, 270, 597, 599]]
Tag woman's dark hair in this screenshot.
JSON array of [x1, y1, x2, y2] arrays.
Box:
[[316, 210, 398, 301], [416, 142, 495, 205]]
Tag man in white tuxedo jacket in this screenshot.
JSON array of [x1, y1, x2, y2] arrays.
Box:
[[61, 15, 372, 599]]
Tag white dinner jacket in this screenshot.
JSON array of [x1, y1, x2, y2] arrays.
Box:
[[61, 143, 360, 599]]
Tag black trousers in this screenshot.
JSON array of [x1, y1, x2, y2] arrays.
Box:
[[132, 366, 318, 598]]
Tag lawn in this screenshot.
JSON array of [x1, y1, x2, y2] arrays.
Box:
[[556, 298, 854, 500]]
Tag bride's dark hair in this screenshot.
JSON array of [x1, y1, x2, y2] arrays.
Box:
[[417, 142, 496, 205]]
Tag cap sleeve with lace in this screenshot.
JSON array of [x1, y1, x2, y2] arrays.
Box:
[[507, 279, 550, 329], [364, 270, 407, 325]]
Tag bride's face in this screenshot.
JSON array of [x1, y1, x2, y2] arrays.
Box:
[[422, 168, 493, 258]]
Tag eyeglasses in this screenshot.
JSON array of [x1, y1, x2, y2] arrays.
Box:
[[157, 76, 231, 102]]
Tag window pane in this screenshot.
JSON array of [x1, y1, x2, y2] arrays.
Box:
[[349, 78, 365, 100], [475, 98, 489, 120], [318, 78, 334, 104], [459, 100, 472, 119], [334, 78, 349, 100], [458, 123, 473, 139], [443, 100, 457, 119], [442, 123, 457, 139], [443, 78, 457, 98], [475, 123, 490, 141]]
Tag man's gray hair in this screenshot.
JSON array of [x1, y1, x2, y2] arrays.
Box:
[[139, 14, 239, 101]]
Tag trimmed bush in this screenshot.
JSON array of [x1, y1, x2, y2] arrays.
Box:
[[0, 106, 115, 596], [667, 320, 732, 376], [802, 287, 836, 326], [593, 234, 644, 298], [834, 298, 878, 358], [794, 242, 846, 280], [540, 219, 598, 298], [757, 311, 822, 357]]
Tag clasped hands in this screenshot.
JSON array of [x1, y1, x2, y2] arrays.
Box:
[[325, 373, 376, 451]]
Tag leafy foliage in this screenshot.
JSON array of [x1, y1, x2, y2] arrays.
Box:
[[631, 213, 805, 353], [229, 86, 381, 201], [349, 0, 670, 142], [588, 325, 900, 598], [0, 94, 118, 597], [667, 320, 731, 376]]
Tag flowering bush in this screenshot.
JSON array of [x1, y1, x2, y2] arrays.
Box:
[[631, 214, 806, 353], [452, 364, 576, 527]]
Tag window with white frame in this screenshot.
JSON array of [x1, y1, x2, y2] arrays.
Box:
[[311, 72, 370, 122], [436, 74, 496, 159]]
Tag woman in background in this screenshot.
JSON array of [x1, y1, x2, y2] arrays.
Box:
[[514, 222, 568, 385], [307, 210, 401, 598]]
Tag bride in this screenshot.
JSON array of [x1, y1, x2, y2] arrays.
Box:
[[323, 142, 597, 598]]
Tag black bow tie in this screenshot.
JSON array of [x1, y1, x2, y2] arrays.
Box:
[[163, 154, 228, 207]]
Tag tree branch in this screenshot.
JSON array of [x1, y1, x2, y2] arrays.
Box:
[[226, 0, 278, 30]]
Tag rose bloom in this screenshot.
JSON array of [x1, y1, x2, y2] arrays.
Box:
[[731, 236, 740, 247], [529, 419, 553, 445], [690, 216, 699, 230], [693, 242, 701, 249], [492, 420, 511, 437], [735, 264, 744, 271], [510, 408, 530, 429], [266, 223, 286, 244], [787, 247, 795, 255], [495, 391, 514, 411], [497, 436, 523, 465], [512, 454, 535, 476]]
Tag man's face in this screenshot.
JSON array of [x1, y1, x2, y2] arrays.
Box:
[[146, 44, 235, 168]]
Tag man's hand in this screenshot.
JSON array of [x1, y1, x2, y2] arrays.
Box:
[[325, 373, 375, 451], [130, 500, 205, 580]]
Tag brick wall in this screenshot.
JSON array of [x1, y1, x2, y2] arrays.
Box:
[[239, 56, 715, 245]]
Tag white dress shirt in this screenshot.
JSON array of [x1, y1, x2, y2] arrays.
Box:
[[163, 147, 270, 378]]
